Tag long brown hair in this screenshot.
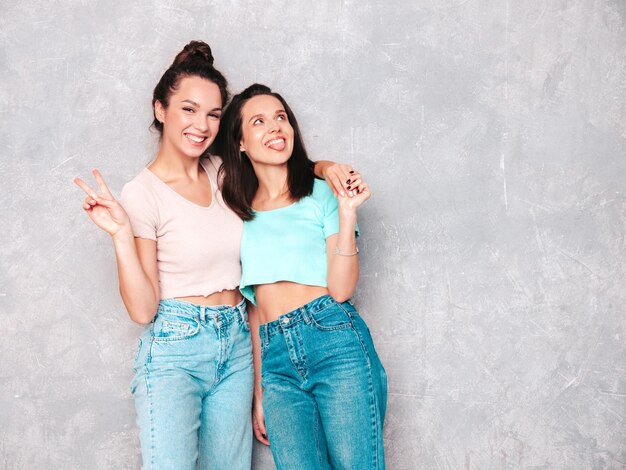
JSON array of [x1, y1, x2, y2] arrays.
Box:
[[216, 84, 315, 221]]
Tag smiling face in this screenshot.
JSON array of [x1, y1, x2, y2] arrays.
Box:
[[155, 75, 222, 159], [238, 94, 295, 168]]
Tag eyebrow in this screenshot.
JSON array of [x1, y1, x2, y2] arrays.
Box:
[[248, 109, 286, 124], [181, 99, 222, 112]]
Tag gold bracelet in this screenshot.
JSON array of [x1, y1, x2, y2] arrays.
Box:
[[334, 246, 359, 256]]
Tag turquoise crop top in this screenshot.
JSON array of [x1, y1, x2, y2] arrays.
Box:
[[240, 179, 358, 304]]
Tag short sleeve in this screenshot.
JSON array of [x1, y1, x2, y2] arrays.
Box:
[[119, 180, 158, 240], [318, 181, 360, 239]]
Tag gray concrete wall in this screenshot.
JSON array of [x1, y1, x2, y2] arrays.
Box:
[[1, 1, 624, 469]]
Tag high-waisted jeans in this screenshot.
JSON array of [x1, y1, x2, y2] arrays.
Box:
[[260, 295, 387, 470], [131, 299, 253, 470]]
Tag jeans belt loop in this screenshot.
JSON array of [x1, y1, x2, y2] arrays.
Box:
[[301, 306, 311, 325], [200, 306, 206, 323], [239, 303, 246, 325]]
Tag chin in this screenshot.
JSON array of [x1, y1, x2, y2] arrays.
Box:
[[186, 146, 210, 157]]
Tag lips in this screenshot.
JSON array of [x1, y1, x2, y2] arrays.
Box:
[[264, 137, 286, 151]]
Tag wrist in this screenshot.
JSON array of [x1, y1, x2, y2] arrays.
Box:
[[314, 160, 330, 179], [339, 206, 357, 219], [112, 226, 134, 244]]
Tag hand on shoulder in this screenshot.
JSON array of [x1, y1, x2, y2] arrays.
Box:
[[320, 161, 364, 198]]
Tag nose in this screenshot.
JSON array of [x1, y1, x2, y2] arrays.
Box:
[[194, 113, 209, 132], [268, 119, 280, 133]]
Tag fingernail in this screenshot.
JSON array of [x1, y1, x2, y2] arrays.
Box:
[[349, 170, 355, 174], [346, 179, 351, 184], [262, 434, 267, 438], [347, 185, 351, 190], [340, 191, 345, 197]]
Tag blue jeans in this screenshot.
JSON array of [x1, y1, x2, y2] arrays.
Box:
[[131, 299, 253, 470], [260, 295, 387, 470]]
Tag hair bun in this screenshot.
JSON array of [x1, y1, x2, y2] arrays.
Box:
[[172, 40, 215, 67]]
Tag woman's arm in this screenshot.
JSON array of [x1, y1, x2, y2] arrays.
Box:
[[114, 234, 160, 324], [313, 160, 363, 198], [75, 170, 160, 324], [326, 183, 371, 302], [248, 303, 270, 445]]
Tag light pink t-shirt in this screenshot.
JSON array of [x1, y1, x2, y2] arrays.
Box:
[[119, 156, 243, 300]]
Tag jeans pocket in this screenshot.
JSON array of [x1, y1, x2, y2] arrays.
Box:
[[310, 304, 353, 331], [152, 313, 199, 341]]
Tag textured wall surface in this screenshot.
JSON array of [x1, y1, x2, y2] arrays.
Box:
[[1, 1, 625, 469]]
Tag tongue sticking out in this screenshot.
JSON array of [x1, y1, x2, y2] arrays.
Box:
[[267, 139, 286, 151]]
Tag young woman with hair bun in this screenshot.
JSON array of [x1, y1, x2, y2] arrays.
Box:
[[74, 41, 356, 469], [219, 83, 387, 469]]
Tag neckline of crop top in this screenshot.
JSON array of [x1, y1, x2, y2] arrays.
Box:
[[251, 199, 299, 214], [143, 159, 219, 210]]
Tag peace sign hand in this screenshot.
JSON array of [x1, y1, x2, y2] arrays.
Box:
[[74, 169, 131, 237]]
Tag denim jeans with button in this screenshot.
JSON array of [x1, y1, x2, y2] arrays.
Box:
[[131, 298, 253, 470], [260, 295, 387, 470]]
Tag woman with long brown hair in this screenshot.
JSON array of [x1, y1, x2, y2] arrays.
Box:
[[219, 83, 387, 469], [74, 42, 357, 469]]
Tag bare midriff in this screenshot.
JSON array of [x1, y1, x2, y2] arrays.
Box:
[[255, 281, 329, 324], [176, 288, 243, 307]]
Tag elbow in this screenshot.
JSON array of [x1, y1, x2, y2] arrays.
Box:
[[328, 286, 354, 303], [123, 298, 157, 325], [120, 288, 158, 325], [129, 310, 156, 326], [333, 294, 352, 303]]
